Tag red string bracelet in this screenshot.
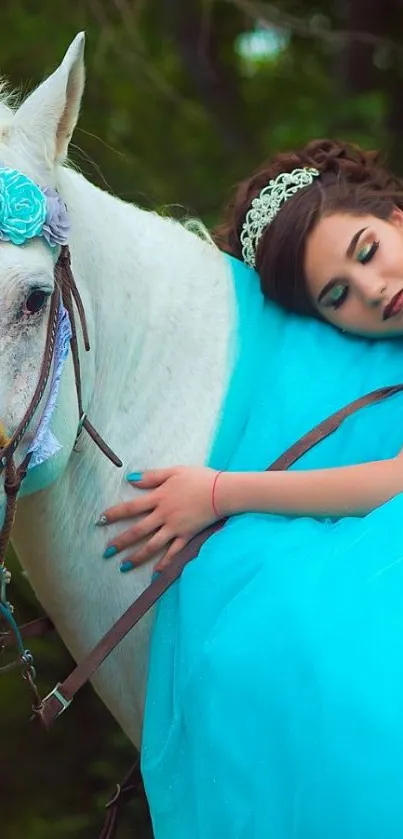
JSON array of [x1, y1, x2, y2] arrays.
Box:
[[211, 471, 222, 518]]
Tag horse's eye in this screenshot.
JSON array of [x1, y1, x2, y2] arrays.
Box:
[[24, 289, 49, 316]]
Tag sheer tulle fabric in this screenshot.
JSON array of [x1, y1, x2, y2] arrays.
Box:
[[142, 255, 403, 839]]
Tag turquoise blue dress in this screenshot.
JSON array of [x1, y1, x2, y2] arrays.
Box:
[[141, 255, 403, 839]]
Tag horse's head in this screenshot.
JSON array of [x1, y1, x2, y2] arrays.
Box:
[[0, 35, 86, 494]]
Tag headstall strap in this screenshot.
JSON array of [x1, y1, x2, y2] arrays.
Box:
[[0, 244, 122, 716], [57, 246, 122, 467], [0, 272, 61, 701]]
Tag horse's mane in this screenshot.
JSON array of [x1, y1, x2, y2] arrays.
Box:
[[0, 81, 16, 139], [183, 218, 216, 246]]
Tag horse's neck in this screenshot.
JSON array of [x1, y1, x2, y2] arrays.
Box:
[[57, 167, 231, 449], [12, 169, 234, 746]]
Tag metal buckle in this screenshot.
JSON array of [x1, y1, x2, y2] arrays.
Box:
[[42, 683, 72, 717], [77, 412, 87, 432], [0, 566, 11, 604]]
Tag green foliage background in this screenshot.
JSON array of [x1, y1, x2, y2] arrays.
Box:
[[1, 1, 402, 836]]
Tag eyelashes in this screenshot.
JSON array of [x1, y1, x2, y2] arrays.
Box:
[[357, 239, 379, 264], [331, 239, 380, 309], [331, 286, 349, 309]]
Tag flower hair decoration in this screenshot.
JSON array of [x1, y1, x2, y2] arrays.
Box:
[[240, 167, 320, 268], [0, 166, 70, 248]]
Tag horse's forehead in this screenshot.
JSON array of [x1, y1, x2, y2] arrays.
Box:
[[0, 142, 44, 186], [0, 118, 49, 185], [0, 240, 54, 290]]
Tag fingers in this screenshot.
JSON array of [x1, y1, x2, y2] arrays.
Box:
[[154, 538, 187, 572], [99, 465, 187, 571], [97, 467, 178, 525], [128, 468, 177, 488], [103, 511, 162, 557], [98, 493, 155, 525], [119, 527, 174, 571]]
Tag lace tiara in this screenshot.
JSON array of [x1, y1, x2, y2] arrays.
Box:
[[240, 167, 320, 268]]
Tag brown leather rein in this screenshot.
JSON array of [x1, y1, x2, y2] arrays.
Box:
[[1, 248, 403, 837], [0, 245, 122, 701]]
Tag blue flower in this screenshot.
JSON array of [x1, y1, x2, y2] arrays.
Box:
[[42, 185, 71, 247], [0, 168, 46, 245]]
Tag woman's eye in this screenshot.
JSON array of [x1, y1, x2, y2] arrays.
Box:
[[21, 289, 49, 318], [357, 240, 379, 264], [329, 284, 348, 309]]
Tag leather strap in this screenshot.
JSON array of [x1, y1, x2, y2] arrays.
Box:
[[0, 245, 123, 732], [0, 246, 122, 576], [0, 616, 54, 649], [269, 383, 403, 469], [58, 248, 122, 468], [98, 757, 145, 839], [0, 288, 61, 473], [33, 380, 403, 728]]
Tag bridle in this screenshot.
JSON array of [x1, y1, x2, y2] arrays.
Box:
[[0, 244, 122, 702], [1, 243, 403, 838]]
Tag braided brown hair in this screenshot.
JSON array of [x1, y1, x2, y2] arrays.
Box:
[[213, 139, 403, 317]]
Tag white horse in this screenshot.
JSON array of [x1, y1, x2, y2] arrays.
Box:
[[1, 33, 235, 748]]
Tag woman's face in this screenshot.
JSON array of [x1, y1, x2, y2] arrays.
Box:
[[304, 209, 403, 336]]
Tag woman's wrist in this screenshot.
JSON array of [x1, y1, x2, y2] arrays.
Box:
[[211, 470, 223, 518], [212, 471, 258, 518]]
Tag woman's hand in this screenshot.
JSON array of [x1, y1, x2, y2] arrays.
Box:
[[97, 466, 220, 572]]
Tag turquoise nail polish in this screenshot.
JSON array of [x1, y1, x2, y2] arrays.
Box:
[[120, 560, 134, 573], [126, 471, 143, 482], [103, 545, 117, 559]]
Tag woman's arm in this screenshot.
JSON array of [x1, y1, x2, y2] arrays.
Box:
[[99, 454, 403, 571], [216, 456, 403, 518]]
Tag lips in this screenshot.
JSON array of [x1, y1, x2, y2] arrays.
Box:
[[383, 289, 403, 320]]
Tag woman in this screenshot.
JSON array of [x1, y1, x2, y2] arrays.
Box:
[[99, 140, 403, 568], [100, 141, 403, 838]]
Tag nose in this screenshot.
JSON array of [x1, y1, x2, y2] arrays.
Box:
[[355, 274, 387, 307]]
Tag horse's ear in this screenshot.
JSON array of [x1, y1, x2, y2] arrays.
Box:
[[12, 33, 85, 169]]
